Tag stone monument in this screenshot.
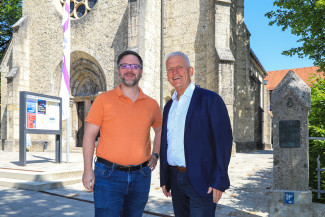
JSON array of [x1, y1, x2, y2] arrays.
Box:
[[269, 70, 311, 216]]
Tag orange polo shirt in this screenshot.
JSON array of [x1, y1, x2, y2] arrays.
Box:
[[85, 84, 162, 166]]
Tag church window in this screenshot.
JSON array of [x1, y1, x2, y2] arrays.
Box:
[[76, 4, 86, 18], [60, 0, 98, 19], [88, 0, 98, 8], [70, 2, 75, 15]]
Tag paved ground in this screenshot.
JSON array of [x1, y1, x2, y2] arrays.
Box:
[[0, 149, 273, 216]]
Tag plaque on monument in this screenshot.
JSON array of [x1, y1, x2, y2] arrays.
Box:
[[279, 120, 300, 148]]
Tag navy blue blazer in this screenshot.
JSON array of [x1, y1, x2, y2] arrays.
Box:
[[160, 85, 233, 197]]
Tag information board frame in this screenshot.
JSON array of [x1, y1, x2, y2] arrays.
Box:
[[19, 91, 62, 166]]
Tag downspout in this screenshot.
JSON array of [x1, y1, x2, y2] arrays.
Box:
[[261, 82, 265, 148], [160, 0, 164, 111]]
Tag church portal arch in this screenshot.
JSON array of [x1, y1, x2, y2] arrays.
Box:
[[69, 51, 106, 147]]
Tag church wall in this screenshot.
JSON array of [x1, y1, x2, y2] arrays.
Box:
[[163, 0, 201, 101], [163, 0, 220, 102], [250, 60, 263, 149], [0, 0, 272, 152], [24, 1, 130, 95], [233, 0, 260, 151], [138, 0, 161, 103], [263, 84, 272, 149], [215, 0, 235, 144], [0, 43, 11, 150], [14, 0, 132, 151], [0, 8, 30, 151], [23, 1, 62, 96]]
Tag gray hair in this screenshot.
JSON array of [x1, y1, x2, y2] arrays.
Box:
[[165, 51, 191, 68]]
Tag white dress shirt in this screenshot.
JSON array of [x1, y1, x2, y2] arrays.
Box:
[[167, 82, 195, 167]]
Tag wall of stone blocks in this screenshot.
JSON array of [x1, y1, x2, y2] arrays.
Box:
[[0, 0, 163, 151], [232, 0, 263, 151], [138, 0, 161, 103], [0, 12, 31, 151], [21, 1, 129, 150], [163, 0, 216, 102], [263, 85, 272, 149]]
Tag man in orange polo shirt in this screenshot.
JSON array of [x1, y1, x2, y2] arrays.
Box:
[[82, 50, 162, 217]]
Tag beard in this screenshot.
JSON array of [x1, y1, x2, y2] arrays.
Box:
[[119, 72, 142, 87]]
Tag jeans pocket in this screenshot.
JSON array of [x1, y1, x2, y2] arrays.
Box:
[[140, 166, 151, 177], [94, 162, 113, 179]]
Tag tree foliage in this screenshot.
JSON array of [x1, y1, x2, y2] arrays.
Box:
[[0, 0, 22, 60], [309, 75, 325, 127], [265, 0, 325, 72], [308, 75, 325, 202]]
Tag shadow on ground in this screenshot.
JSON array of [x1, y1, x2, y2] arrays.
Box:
[[0, 187, 94, 217]]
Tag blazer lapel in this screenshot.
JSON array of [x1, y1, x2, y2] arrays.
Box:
[[185, 86, 201, 130], [162, 99, 173, 145], [163, 99, 173, 123]]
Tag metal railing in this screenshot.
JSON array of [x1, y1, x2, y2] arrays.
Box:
[[310, 137, 325, 199]]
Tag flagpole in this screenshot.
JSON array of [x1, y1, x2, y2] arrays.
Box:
[[60, 0, 70, 163], [66, 115, 69, 163], [65, 0, 70, 163]]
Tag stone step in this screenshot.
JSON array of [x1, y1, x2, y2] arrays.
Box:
[[0, 169, 83, 181], [0, 177, 82, 191]]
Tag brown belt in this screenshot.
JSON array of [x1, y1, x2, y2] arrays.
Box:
[[172, 166, 187, 172]]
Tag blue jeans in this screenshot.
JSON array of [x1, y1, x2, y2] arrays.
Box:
[[170, 167, 216, 217], [93, 161, 151, 217]]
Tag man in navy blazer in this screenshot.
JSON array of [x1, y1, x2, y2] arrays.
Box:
[[160, 52, 233, 217]]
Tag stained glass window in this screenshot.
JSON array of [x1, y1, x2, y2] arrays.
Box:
[[60, 0, 97, 19]]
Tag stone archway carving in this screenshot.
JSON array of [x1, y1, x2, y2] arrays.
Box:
[[71, 58, 106, 97], [69, 52, 106, 147]]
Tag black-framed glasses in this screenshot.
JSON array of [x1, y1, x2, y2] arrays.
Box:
[[119, 63, 142, 70]]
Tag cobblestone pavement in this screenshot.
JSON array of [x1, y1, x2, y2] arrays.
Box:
[[0, 150, 273, 216]]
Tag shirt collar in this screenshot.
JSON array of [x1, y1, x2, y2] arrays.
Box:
[[172, 82, 195, 101], [115, 84, 147, 100]]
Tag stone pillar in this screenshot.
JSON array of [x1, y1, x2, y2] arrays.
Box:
[[233, 0, 257, 152], [127, 0, 147, 54], [263, 85, 272, 149], [3, 16, 30, 151], [269, 70, 312, 216], [215, 0, 235, 155], [128, 0, 161, 103]]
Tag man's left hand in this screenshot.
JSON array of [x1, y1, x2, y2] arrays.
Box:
[[207, 187, 223, 204], [148, 155, 158, 171]]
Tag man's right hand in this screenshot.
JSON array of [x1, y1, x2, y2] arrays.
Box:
[[82, 170, 95, 192], [162, 185, 172, 197]]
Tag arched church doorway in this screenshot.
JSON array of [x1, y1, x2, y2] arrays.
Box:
[[70, 53, 106, 147]]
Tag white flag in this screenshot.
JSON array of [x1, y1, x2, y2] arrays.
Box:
[[60, 0, 70, 120]]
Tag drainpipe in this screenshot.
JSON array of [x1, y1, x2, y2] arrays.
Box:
[[160, 0, 165, 111]]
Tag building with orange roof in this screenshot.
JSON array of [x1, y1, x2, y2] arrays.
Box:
[[265, 66, 323, 92], [264, 66, 323, 115]]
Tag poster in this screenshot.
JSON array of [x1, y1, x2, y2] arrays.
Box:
[[26, 99, 37, 128], [38, 99, 46, 114], [26, 95, 60, 131]]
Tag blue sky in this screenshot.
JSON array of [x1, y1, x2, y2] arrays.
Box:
[[245, 0, 315, 72]]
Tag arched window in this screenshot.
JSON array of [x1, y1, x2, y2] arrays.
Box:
[[60, 0, 98, 19]]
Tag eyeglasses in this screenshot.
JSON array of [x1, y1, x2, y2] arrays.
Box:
[[119, 64, 142, 70]]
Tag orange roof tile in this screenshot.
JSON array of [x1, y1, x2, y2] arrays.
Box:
[[265, 66, 324, 91]]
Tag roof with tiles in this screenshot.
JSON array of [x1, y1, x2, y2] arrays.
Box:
[[264, 66, 324, 91]]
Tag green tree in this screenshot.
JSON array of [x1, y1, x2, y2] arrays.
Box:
[[0, 0, 22, 60], [308, 75, 325, 202], [265, 0, 325, 72]]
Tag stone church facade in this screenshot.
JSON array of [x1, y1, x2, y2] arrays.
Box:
[[0, 0, 272, 152]]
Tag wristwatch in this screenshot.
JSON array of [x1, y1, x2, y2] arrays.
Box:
[[152, 153, 159, 159]]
